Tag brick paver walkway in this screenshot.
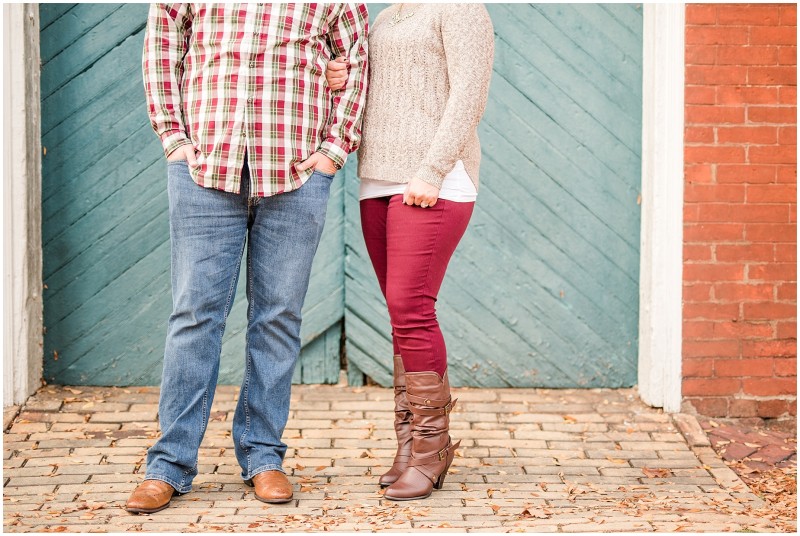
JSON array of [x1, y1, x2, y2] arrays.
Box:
[[3, 384, 794, 532]]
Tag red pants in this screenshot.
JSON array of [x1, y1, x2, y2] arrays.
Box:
[[360, 195, 474, 376]]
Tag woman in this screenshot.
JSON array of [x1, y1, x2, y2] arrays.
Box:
[[327, 3, 494, 501]]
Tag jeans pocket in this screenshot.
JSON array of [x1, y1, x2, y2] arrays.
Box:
[[312, 168, 336, 179]]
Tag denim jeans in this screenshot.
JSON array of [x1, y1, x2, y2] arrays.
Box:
[[144, 160, 333, 493]]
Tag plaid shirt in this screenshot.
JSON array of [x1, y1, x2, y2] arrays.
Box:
[[143, 3, 369, 196]]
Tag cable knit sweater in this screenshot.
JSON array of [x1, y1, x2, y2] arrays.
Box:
[[356, 3, 495, 191]]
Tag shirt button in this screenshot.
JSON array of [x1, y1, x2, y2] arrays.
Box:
[[249, 61, 255, 68], [247, 97, 253, 104]]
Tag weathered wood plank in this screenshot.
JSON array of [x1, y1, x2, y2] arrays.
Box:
[[532, 4, 642, 82], [40, 4, 147, 100], [40, 4, 124, 64], [41, 81, 149, 206], [39, 4, 76, 32], [41, 29, 143, 135], [493, 36, 640, 163], [491, 4, 638, 120], [481, 100, 640, 268], [599, 3, 645, 41]]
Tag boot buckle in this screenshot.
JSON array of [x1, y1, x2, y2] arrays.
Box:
[[438, 447, 447, 460]]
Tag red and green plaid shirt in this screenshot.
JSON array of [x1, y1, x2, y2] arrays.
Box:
[[143, 3, 369, 196]]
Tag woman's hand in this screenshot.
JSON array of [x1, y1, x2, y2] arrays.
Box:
[[325, 57, 348, 91], [403, 178, 440, 208]]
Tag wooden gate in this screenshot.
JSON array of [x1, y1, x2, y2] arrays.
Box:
[[345, 3, 643, 387], [40, 3, 642, 388], [40, 3, 343, 386]]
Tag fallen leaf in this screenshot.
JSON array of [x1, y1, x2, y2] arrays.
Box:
[[642, 467, 672, 478]]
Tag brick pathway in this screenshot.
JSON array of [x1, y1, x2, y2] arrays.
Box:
[[701, 420, 796, 471], [3, 384, 795, 532]]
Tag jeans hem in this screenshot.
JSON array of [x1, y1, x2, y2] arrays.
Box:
[[144, 474, 192, 495], [244, 463, 285, 481]]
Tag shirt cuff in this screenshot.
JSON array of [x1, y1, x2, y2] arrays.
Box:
[[318, 138, 350, 170], [160, 130, 192, 159], [413, 165, 446, 190]]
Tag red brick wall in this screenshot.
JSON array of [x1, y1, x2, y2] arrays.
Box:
[[683, 4, 797, 419]]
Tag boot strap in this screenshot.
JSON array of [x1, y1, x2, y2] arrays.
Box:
[[408, 397, 458, 416], [408, 439, 461, 467], [406, 392, 450, 406]]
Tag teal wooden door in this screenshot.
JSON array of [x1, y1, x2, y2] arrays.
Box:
[[41, 3, 641, 389], [40, 3, 343, 386], [345, 3, 643, 387]]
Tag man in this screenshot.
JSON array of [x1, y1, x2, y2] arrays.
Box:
[[126, 3, 368, 514]]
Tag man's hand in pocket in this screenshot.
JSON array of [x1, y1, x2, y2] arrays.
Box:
[[167, 144, 198, 166], [296, 152, 337, 175]]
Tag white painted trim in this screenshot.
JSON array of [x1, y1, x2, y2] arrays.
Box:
[[3, 4, 43, 407], [638, 3, 685, 413]]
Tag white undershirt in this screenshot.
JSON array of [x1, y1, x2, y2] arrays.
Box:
[[359, 160, 477, 202]]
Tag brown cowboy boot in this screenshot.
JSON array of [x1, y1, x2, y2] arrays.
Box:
[[383, 370, 460, 501], [125, 479, 177, 514], [244, 470, 293, 503], [379, 355, 413, 487]]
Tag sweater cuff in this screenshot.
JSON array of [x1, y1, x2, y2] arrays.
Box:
[[318, 138, 349, 170], [413, 166, 446, 190], [160, 130, 193, 159]]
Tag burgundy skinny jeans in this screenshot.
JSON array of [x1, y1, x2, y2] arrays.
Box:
[[360, 195, 474, 376]]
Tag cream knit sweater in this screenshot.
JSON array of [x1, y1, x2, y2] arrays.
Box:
[[356, 3, 495, 191]]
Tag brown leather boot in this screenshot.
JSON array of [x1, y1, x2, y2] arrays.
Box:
[[383, 371, 460, 501], [244, 470, 293, 503], [125, 479, 177, 514], [379, 355, 413, 487]]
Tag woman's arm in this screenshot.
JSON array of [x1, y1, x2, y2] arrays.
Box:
[[414, 4, 495, 190]]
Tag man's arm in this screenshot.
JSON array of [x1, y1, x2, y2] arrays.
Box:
[[142, 3, 194, 159], [315, 3, 370, 170]]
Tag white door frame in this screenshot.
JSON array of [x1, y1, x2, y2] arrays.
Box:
[[3, 4, 43, 406], [3, 4, 686, 409], [638, 3, 686, 413]]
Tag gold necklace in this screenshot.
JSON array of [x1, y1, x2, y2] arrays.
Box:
[[389, 3, 416, 26]]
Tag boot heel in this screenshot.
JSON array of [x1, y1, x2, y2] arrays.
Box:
[[433, 474, 446, 490]]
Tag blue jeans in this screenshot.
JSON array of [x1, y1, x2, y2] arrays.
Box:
[[144, 160, 333, 493]]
